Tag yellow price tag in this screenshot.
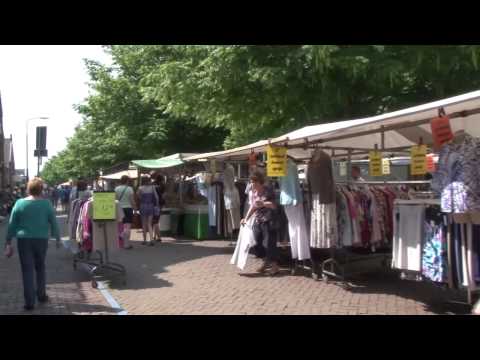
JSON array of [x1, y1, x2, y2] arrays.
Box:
[[369, 151, 383, 177], [411, 145, 427, 176], [266, 145, 287, 177], [382, 158, 391, 175], [93, 192, 116, 220]]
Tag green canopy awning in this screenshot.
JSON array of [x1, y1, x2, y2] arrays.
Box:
[[131, 153, 198, 169]]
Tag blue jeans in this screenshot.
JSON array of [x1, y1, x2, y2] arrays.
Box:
[[17, 238, 48, 307], [252, 222, 278, 262]]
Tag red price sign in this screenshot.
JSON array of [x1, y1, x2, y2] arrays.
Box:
[[430, 116, 453, 149]]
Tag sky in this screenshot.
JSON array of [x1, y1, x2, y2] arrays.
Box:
[[0, 45, 113, 178]]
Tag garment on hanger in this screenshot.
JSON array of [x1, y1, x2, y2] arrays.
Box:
[[473, 225, 480, 283], [80, 200, 93, 252], [308, 149, 335, 204], [223, 164, 241, 232], [308, 149, 337, 248], [278, 159, 310, 258], [279, 159, 303, 207], [235, 181, 247, 217], [87, 201, 124, 253], [421, 206, 448, 283], [207, 183, 217, 227], [284, 205, 310, 260], [69, 198, 88, 243], [336, 189, 353, 247], [223, 165, 240, 209], [392, 204, 425, 272], [310, 198, 337, 249], [432, 134, 480, 213]]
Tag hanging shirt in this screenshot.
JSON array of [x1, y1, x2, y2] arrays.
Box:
[[223, 165, 241, 210], [308, 149, 335, 204], [279, 159, 303, 206]]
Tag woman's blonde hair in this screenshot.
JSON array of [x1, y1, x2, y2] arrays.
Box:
[[27, 177, 44, 196]]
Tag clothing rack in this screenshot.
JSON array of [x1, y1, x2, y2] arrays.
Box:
[[316, 181, 414, 286], [71, 195, 127, 289], [336, 180, 431, 185], [393, 199, 480, 307], [74, 221, 127, 288]]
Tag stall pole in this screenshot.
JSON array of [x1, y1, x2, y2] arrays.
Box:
[[381, 126, 387, 184], [347, 149, 352, 184]]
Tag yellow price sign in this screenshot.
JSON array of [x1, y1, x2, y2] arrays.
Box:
[[369, 151, 383, 177], [382, 158, 391, 175], [339, 162, 347, 177], [411, 145, 427, 176], [266, 145, 287, 177], [93, 192, 116, 220]]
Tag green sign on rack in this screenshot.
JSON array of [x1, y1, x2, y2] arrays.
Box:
[[93, 192, 116, 220]]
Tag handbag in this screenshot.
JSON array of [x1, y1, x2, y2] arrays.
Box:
[[132, 211, 142, 229]]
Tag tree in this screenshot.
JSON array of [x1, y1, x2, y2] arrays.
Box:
[[140, 45, 480, 146], [42, 45, 480, 181], [42, 46, 228, 182]]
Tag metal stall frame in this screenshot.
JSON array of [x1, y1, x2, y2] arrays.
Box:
[[283, 107, 478, 287]]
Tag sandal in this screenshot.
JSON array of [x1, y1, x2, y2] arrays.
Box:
[[148, 242, 155, 247], [141, 241, 147, 246], [267, 263, 280, 276]]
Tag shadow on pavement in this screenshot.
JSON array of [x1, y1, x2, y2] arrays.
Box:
[[338, 270, 471, 315], [2, 302, 121, 315], [105, 238, 232, 291]]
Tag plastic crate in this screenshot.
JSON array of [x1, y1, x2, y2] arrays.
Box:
[[183, 212, 209, 240]]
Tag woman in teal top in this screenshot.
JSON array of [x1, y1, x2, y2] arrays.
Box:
[[4, 178, 61, 311]]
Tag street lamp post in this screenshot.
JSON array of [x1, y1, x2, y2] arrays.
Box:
[[25, 116, 49, 183]]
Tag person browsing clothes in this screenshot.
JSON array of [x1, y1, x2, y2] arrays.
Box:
[[241, 171, 280, 276]]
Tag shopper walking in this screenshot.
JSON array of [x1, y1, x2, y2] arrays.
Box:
[[115, 175, 135, 250], [241, 171, 280, 276], [137, 176, 160, 246], [4, 177, 61, 311], [152, 175, 165, 242], [51, 186, 59, 211]]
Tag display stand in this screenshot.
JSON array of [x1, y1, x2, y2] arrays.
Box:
[[392, 199, 479, 307], [292, 258, 319, 280], [72, 191, 127, 289], [89, 220, 127, 288]]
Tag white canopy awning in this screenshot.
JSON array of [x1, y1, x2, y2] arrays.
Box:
[[100, 169, 139, 180], [185, 90, 480, 161]]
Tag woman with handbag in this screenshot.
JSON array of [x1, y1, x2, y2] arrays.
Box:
[[115, 175, 136, 250], [138, 176, 160, 246], [240, 171, 280, 276]]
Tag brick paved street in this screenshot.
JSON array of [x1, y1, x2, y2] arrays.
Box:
[[0, 214, 115, 315], [104, 231, 471, 315], [1, 214, 473, 315]]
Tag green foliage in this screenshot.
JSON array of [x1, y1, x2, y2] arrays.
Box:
[[42, 45, 480, 182]]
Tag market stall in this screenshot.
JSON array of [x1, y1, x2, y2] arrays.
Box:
[[131, 153, 211, 238], [187, 90, 480, 308]]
